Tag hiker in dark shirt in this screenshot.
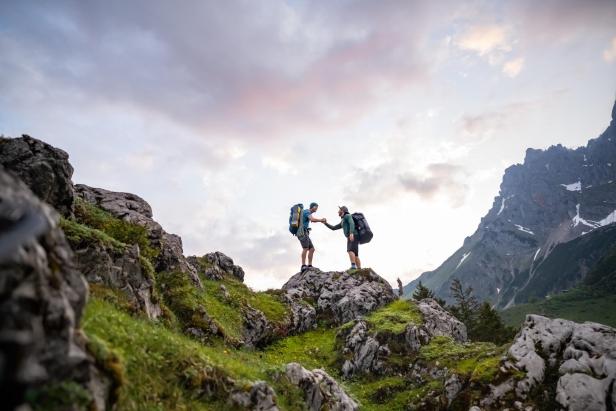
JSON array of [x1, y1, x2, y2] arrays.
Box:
[[324, 206, 361, 270], [297, 202, 326, 272]]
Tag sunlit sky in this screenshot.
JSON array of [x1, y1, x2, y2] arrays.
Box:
[[1, 1, 615, 290]]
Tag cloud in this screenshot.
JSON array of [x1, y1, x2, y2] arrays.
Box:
[[454, 25, 511, 56], [502, 57, 525, 77], [0, 0, 439, 140], [604, 36, 616, 62], [347, 161, 469, 207], [459, 101, 534, 138]]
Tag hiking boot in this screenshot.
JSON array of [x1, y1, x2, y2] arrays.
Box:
[[301, 265, 308, 272]]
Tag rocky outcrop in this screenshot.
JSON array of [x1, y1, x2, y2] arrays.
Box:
[[282, 268, 396, 324], [340, 298, 466, 378], [406, 99, 616, 307], [187, 251, 245, 282], [480, 314, 616, 410], [75, 184, 202, 287], [0, 135, 75, 216], [282, 295, 317, 334], [73, 242, 162, 319], [414, 298, 467, 342], [285, 363, 358, 411], [340, 320, 390, 378], [0, 168, 112, 411]]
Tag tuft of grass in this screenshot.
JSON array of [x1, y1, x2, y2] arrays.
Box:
[[60, 217, 126, 251], [73, 198, 159, 262], [87, 334, 125, 405], [346, 377, 443, 411], [26, 381, 92, 411], [419, 336, 505, 380], [364, 299, 423, 334]]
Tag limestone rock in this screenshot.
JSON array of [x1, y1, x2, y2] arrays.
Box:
[[72, 241, 162, 320], [243, 306, 274, 348], [0, 168, 111, 410], [75, 184, 202, 287], [417, 298, 467, 342], [229, 381, 279, 411], [340, 320, 389, 378], [282, 268, 396, 324], [0, 135, 75, 216], [285, 363, 358, 411], [481, 314, 616, 410], [282, 295, 317, 334], [188, 251, 246, 282]]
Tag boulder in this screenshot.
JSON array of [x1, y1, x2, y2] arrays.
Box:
[[0, 135, 75, 216], [229, 381, 279, 411], [0, 167, 112, 410], [285, 363, 358, 411], [481, 314, 616, 410], [282, 268, 396, 324]]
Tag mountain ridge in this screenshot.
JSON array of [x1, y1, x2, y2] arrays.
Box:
[[405, 99, 616, 307]]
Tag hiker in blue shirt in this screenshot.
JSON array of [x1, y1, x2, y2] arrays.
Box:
[[297, 202, 326, 272]]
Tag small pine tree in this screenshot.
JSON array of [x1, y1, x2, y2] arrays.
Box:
[[412, 281, 447, 307], [448, 278, 479, 332], [412, 281, 435, 300], [471, 302, 516, 344]]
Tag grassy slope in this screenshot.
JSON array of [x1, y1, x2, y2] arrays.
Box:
[[83, 295, 506, 411], [500, 288, 616, 328]]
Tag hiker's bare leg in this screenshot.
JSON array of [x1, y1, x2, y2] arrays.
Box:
[[347, 251, 356, 265], [308, 248, 315, 265], [302, 248, 308, 266], [356, 256, 361, 269]]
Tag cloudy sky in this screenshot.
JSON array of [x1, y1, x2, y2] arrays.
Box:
[[1, 0, 615, 290]]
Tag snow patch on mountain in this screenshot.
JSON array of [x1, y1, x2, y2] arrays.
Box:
[[455, 252, 471, 270], [514, 224, 535, 235], [598, 210, 616, 226], [533, 248, 541, 261], [561, 181, 581, 192], [572, 204, 600, 229]]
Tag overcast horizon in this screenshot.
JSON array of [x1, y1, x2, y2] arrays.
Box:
[[2, 0, 616, 290]]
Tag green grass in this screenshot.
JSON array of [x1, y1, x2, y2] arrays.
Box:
[[83, 298, 343, 410], [346, 377, 443, 411], [500, 287, 616, 328], [419, 336, 505, 381], [60, 217, 126, 251], [157, 270, 290, 344], [73, 198, 159, 261], [364, 299, 423, 334]]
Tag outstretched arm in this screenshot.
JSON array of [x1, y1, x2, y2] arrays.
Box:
[[309, 215, 326, 223], [325, 221, 342, 230]]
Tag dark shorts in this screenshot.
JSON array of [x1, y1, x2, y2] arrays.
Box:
[[298, 232, 314, 250], [347, 236, 359, 256]]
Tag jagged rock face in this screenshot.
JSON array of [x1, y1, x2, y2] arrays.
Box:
[[243, 306, 274, 348], [282, 268, 396, 324], [285, 363, 358, 411], [340, 320, 390, 378], [73, 242, 162, 320], [407, 100, 616, 307], [282, 295, 317, 334], [0, 135, 75, 216], [0, 168, 110, 411], [480, 314, 616, 410], [75, 184, 202, 288]]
